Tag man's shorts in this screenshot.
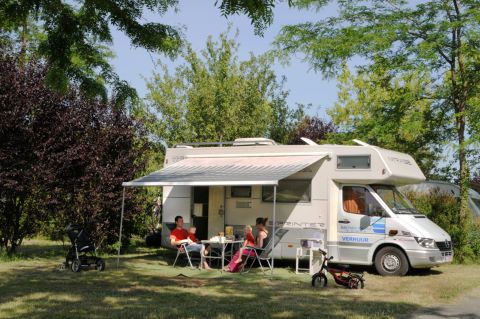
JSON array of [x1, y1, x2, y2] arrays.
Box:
[[185, 243, 203, 253]]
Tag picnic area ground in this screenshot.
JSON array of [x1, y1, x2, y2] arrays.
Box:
[[0, 238, 479, 319]]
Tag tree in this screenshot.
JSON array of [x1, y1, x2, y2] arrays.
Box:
[[0, 0, 280, 102], [326, 65, 445, 174], [275, 0, 480, 259], [144, 30, 300, 147], [289, 115, 336, 145], [0, 51, 147, 254]]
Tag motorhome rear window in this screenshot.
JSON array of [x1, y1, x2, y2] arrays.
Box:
[[231, 186, 251, 198], [262, 180, 311, 203], [337, 155, 371, 169]]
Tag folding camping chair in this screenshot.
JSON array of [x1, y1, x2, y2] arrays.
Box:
[[241, 229, 288, 274], [172, 242, 196, 269]]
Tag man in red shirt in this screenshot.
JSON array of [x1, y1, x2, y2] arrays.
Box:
[[170, 215, 210, 269]]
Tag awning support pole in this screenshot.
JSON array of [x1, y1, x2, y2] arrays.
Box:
[[116, 187, 126, 268], [272, 185, 276, 276]]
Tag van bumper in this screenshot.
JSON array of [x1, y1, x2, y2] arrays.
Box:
[[405, 249, 453, 268]]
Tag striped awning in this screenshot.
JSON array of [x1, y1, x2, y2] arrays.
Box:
[[122, 154, 327, 187]]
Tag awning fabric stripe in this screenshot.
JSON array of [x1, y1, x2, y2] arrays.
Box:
[[122, 155, 326, 187]]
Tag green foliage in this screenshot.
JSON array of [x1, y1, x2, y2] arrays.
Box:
[[0, 52, 148, 254], [275, 0, 480, 230], [327, 64, 446, 174], [405, 191, 478, 263], [0, 0, 182, 103], [0, 0, 279, 103], [216, 0, 275, 35], [469, 223, 480, 261], [144, 30, 301, 147]]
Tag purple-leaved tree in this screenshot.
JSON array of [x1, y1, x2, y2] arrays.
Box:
[[0, 51, 148, 254]]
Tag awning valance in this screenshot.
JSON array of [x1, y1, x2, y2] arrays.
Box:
[[122, 154, 327, 187]]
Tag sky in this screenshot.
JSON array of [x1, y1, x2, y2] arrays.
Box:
[[110, 1, 339, 119]]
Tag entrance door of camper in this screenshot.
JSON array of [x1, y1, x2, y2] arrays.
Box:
[[337, 185, 387, 263]]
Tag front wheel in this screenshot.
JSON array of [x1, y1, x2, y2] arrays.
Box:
[[374, 246, 409, 276], [71, 259, 81, 272], [311, 272, 328, 288]]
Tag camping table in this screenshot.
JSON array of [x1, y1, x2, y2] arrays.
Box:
[[201, 239, 243, 272], [295, 238, 323, 275]]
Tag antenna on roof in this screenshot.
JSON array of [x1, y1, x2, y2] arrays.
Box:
[[352, 139, 370, 146], [300, 137, 319, 146]]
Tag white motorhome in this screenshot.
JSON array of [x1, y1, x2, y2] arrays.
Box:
[[400, 180, 480, 220], [124, 138, 453, 275]]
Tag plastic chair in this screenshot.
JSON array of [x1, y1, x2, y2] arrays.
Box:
[[172, 243, 195, 269], [241, 229, 288, 274]]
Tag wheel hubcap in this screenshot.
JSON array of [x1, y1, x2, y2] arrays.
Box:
[[383, 254, 400, 272]]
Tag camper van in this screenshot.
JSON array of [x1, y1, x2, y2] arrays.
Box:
[[400, 180, 480, 220], [125, 138, 453, 276]]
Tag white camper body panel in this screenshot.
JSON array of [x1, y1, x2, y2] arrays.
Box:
[[158, 142, 452, 269]]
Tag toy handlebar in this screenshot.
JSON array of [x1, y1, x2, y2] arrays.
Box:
[[318, 248, 327, 255]]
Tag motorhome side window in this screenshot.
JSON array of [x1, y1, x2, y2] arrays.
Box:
[[262, 180, 311, 203], [231, 186, 251, 198], [337, 155, 370, 169], [343, 186, 385, 216]]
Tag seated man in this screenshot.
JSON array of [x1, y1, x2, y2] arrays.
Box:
[[170, 215, 210, 269]]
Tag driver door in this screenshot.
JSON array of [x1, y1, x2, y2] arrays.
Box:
[[337, 185, 387, 263]]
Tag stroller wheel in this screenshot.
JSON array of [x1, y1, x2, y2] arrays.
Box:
[[96, 259, 106, 271], [71, 259, 81, 272]]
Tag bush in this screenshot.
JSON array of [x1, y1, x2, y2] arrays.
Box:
[[405, 190, 478, 263], [469, 222, 480, 262], [0, 51, 149, 254]]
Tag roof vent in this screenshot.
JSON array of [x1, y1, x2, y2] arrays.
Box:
[[233, 138, 276, 146], [301, 137, 318, 146], [352, 139, 370, 146]]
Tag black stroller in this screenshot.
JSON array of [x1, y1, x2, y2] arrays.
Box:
[[61, 224, 105, 272]]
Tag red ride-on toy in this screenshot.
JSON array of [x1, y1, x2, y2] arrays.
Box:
[[311, 248, 364, 289]]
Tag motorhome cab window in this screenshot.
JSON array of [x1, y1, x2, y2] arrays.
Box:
[[371, 185, 417, 214], [231, 186, 251, 198], [337, 155, 371, 169], [262, 180, 311, 203], [343, 186, 385, 216]]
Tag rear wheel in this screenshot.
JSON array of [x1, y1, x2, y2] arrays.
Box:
[[311, 272, 328, 288], [348, 275, 364, 289], [71, 259, 81, 272], [375, 246, 409, 276]]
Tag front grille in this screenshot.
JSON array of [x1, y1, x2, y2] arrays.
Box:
[[436, 241, 453, 251]]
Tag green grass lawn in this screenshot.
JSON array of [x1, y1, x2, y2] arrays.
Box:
[[1, 239, 479, 319]]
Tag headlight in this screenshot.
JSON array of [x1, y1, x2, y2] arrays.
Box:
[[414, 237, 436, 248]]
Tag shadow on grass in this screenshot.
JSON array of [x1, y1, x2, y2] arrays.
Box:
[[0, 248, 423, 319], [1, 243, 66, 261], [0, 263, 420, 319], [9, 241, 465, 318]]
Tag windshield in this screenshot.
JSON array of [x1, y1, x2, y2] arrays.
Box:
[[372, 185, 417, 214]]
